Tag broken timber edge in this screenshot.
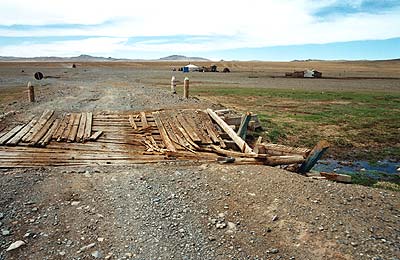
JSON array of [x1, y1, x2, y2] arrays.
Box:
[[206, 109, 253, 154], [298, 140, 330, 174]]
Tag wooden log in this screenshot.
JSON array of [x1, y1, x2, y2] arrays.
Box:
[[265, 155, 305, 166], [254, 144, 266, 154], [263, 143, 311, 157], [0, 125, 25, 145], [183, 77, 189, 98], [237, 112, 251, 139], [320, 172, 352, 183], [128, 115, 138, 129], [207, 109, 253, 154], [83, 112, 93, 141], [38, 118, 60, 147], [152, 112, 176, 152], [298, 140, 330, 174], [27, 81, 34, 102], [67, 113, 82, 142], [29, 115, 56, 146], [75, 112, 86, 142], [22, 110, 54, 142], [89, 131, 103, 141], [6, 119, 37, 146], [206, 145, 265, 159]]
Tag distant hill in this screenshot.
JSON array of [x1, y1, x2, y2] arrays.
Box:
[[159, 55, 210, 61], [0, 54, 132, 62]]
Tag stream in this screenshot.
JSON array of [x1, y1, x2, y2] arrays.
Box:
[[313, 159, 400, 183]]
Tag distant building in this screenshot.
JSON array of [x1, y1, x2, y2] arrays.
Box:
[[286, 69, 322, 78], [183, 64, 200, 72]]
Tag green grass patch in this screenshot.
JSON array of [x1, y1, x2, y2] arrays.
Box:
[[192, 86, 400, 160]]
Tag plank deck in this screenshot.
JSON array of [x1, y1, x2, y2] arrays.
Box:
[[0, 109, 258, 168]]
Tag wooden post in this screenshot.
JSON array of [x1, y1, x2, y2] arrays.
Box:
[[183, 77, 189, 98], [298, 140, 329, 174], [27, 81, 34, 102], [171, 76, 177, 94], [237, 112, 251, 139]]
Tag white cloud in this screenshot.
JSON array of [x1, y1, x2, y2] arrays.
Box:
[[0, 37, 128, 57], [0, 0, 399, 57]]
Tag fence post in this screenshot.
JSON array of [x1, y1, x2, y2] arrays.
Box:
[[27, 81, 35, 102], [183, 77, 189, 98]]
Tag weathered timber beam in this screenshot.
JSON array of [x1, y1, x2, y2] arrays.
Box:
[[236, 112, 251, 139], [265, 155, 305, 166], [206, 109, 253, 154], [320, 172, 352, 183], [298, 140, 329, 174]]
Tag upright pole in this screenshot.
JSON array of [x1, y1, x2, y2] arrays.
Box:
[[27, 81, 35, 102], [183, 77, 189, 98], [171, 76, 177, 94]]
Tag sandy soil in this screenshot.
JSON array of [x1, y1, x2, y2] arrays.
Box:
[[0, 62, 399, 260]]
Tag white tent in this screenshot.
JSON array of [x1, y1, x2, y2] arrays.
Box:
[[184, 64, 199, 72], [304, 69, 314, 78]]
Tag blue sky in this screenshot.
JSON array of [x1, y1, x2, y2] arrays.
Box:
[[0, 0, 399, 60]]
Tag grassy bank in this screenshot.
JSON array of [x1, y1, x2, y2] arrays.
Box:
[[190, 86, 400, 161]]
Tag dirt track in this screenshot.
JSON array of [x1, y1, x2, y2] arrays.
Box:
[[0, 63, 399, 260]]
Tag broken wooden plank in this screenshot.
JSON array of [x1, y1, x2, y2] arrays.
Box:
[[89, 131, 103, 141], [186, 110, 212, 144], [83, 112, 93, 141], [298, 140, 330, 174], [320, 172, 352, 183], [140, 112, 149, 128], [67, 113, 82, 142], [0, 125, 26, 145], [128, 115, 138, 129], [152, 112, 176, 152], [60, 113, 76, 141], [6, 119, 37, 146], [22, 110, 54, 142], [237, 112, 251, 139], [38, 119, 61, 147], [170, 113, 201, 150], [207, 109, 253, 154], [76, 112, 87, 142], [53, 114, 70, 140], [196, 110, 222, 144], [161, 112, 193, 150], [176, 113, 201, 143], [29, 115, 57, 146]]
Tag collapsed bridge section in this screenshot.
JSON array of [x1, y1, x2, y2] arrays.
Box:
[[0, 109, 327, 172]]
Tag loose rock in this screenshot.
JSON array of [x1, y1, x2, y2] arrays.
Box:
[[6, 240, 26, 251]]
